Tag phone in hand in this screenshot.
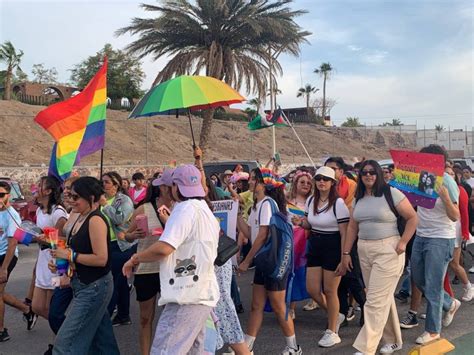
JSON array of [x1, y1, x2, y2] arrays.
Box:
[[274, 152, 282, 166], [136, 214, 149, 236]]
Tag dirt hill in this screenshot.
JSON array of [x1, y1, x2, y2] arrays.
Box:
[[0, 100, 415, 167]]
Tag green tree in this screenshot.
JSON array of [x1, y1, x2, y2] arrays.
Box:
[[15, 68, 28, 82], [296, 84, 318, 118], [118, 0, 309, 150], [341, 117, 363, 127], [32, 63, 58, 84], [248, 97, 262, 113], [244, 107, 257, 119], [70, 44, 145, 104], [314, 62, 333, 122], [381, 118, 403, 126], [0, 41, 24, 100], [435, 124, 444, 132]]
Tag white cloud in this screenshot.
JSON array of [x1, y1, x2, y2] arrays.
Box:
[[362, 50, 389, 64], [348, 45, 362, 52]]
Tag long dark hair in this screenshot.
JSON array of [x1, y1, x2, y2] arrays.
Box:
[[265, 186, 288, 216], [355, 160, 386, 203], [138, 182, 161, 211], [102, 171, 128, 196], [313, 180, 338, 215], [251, 168, 265, 211], [40, 176, 63, 214]]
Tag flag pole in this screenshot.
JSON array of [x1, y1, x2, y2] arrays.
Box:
[[99, 149, 104, 179], [281, 110, 316, 168]]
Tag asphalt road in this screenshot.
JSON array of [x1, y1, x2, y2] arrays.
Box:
[[0, 245, 473, 355]]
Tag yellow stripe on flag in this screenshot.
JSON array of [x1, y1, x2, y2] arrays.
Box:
[[56, 129, 86, 158], [92, 88, 107, 107]]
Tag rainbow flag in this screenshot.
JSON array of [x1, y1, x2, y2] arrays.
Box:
[[34, 58, 108, 181]]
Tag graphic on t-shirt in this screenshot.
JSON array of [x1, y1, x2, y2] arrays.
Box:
[[169, 255, 199, 285]]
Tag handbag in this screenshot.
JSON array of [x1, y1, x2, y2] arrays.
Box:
[[215, 232, 239, 266]]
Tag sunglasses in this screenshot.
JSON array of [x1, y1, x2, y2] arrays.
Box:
[[361, 170, 377, 176], [314, 175, 333, 182], [69, 193, 81, 201], [0, 192, 8, 198]]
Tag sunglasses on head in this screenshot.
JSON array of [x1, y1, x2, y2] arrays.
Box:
[[69, 193, 81, 201], [314, 175, 332, 182], [361, 170, 377, 176], [0, 192, 8, 198]]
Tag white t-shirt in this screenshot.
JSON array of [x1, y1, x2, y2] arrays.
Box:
[[36, 206, 68, 289], [417, 173, 459, 239], [158, 199, 220, 307], [465, 177, 474, 189], [305, 197, 350, 233], [247, 197, 273, 244]]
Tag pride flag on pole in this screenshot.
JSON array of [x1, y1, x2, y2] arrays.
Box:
[[34, 58, 108, 181]]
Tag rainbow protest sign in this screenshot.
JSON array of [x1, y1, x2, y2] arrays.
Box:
[[389, 150, 445, 209]]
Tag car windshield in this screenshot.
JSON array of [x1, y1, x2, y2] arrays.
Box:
[[9, 182, 23, 201]]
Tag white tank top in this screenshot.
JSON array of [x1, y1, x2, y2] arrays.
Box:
[[136, 203, 162, 274]]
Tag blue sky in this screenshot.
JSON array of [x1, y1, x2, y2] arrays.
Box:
[[1, 0, 472, 128]]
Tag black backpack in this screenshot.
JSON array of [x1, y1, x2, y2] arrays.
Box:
[[383, 185, 406, 236]]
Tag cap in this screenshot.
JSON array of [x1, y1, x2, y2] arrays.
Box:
[[152, 168, 175, 187], [314, 166, 336, 180], [223, 170, 233, 176], [172, 165, 206, 197]]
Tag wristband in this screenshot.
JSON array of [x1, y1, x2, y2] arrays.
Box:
[[342, 252, 350, 256]]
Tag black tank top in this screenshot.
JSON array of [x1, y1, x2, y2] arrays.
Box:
[[69, 209, 111, 284]]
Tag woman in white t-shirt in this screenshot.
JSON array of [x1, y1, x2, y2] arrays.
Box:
[[33, 176, 68, 321], [237, 168, 302, 355], [292, 166, 349, 348]]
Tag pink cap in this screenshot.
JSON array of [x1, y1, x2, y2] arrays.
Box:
[[172, 165, 205, 198], [152, 168, 175, 187]]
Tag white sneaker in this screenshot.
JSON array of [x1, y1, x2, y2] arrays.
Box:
[[336, 313, 345, 333], [318, 329, 341, 347], [442, 298, 461, 327], [469, 266, 474, 274], [415, 331, 440, 344], [303, 299, 319, 311], [380, 343, 402, 353], [461, 286, 474, 302], [289, 308, 296, 320], [281, 345, 302, 355]]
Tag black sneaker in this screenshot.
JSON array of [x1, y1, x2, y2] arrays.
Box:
[[0, 328, 10, 342], [395, 291, 409, 303], [346, 306, 355, 321], [112, 316, 132, 326], [235, 304, 244, 314], [400, 311, 418, 329], [23, 307, 38, 331], [44, 344, 53, 355]]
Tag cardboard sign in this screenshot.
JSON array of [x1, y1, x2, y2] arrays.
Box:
[[389, 150, 445, 209]]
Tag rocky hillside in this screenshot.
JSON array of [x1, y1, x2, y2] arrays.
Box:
[[0, 100, 415, 167]]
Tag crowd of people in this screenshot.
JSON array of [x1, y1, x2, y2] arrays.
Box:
[[0, 143, 473, 355]]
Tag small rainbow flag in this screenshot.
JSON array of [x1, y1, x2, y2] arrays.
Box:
[[13, 228, 35, 246], [34, 58, 108, 181]]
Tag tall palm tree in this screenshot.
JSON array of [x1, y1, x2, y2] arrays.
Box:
[[248, 97, 262, 113], [314, 62, 333, 121], [296, 84, 318, 118], [118, 0, 309, 150], [0, 41, 24, 100]]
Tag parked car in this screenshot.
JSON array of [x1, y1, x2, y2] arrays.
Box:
[[0, 177, 35, 221], [203, 160, 260, 178], [452, 158, 474, 170], [378, 159, 394, 169]]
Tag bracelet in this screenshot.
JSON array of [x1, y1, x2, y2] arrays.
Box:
[[68, 248, 74, 263], [342, 252, 351, 256], [73, 251, 78, 263]]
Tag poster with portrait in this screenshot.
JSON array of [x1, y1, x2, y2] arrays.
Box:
[[389, 149, 445, 209]]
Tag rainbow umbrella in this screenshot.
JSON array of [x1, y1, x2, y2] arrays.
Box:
[[129, 75, 245, 146]]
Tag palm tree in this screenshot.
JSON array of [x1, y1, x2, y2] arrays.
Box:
[[118, 0, 310, 150], [296, 84, 318, 118], [435, 124, 445, 132], [0, 41, 24, 100], [314, 62, 333, 122], [341, 117, 362, 127], [248, 97, 262, 113]]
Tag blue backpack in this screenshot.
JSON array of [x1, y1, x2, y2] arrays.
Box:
[[254, 198, 294, 280]]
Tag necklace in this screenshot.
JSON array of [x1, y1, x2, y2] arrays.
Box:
[[72, 210, 93, 234], [319, 197, 329, 203]]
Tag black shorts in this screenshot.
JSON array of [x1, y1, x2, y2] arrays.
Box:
[[306, 231, 341, 271], [253, 266, 289, 291], [0, 255, 17, 282], [134, 273, 161, 302]]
